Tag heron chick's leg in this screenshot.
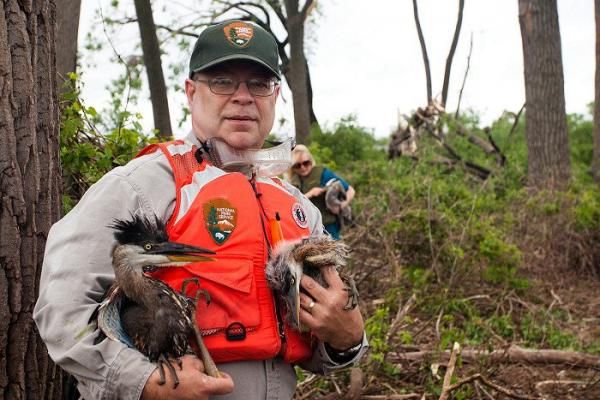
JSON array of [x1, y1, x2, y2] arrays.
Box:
[[340, 273, 359, 310], [190, 309, 220, 378], [156, 354, 180, 388]]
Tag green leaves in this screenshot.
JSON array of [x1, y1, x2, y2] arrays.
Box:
[[59, 75, 153, 214]]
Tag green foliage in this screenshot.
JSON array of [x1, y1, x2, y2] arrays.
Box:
[[335, 108, 598, 375], [572, 186, 600, 231], [364, 306, 391, 364], [60, 74, 158, 213], [567, 113, 594, 173], [308, 115, 386, 170], [364, 306, 400, 376], [520, 311, 579, 350]]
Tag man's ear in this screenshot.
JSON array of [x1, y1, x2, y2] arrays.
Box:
[[184, 79, 196, 106], [273, 84, 281, 100]]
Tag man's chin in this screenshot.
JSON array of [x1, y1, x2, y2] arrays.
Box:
[[223, 132, 264, 150]]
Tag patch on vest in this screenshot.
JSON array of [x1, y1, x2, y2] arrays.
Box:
[[291, 203, 308, 229], [203, 199, 237, 245]]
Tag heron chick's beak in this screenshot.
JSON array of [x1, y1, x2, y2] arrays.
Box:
[[149, 242, 216, 262], [284, 263, 303, 329]]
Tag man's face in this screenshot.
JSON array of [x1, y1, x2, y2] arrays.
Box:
[[185, 60, 280, 149]]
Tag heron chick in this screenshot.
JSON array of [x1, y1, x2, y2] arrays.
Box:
[[265, 237, 359, 331], [94, 214, 219, 387], [324, 179, 352, 227]]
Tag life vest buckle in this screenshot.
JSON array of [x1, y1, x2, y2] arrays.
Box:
[[225, 322, 247, 341]]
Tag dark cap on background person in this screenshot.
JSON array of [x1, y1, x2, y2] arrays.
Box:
[[189, 20, 281, 79]]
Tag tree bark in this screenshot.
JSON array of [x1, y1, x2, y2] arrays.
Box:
[[283, 0, 312, 144], [0, 0, 63, 398], [518, 0, 571, 189], [55, 0, 81, 84], [134, 0, 172, 139], [594, 0, 600, 183]]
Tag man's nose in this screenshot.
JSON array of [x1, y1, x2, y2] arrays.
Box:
[[231, 81, 253, 104]]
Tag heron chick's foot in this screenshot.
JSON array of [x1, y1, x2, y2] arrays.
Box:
[[181, 277, 200, 296], [181, 277, 211, 306], [156, 354, 181, 388]]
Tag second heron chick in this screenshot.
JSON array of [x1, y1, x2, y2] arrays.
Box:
[[265, 237, 358, 331]]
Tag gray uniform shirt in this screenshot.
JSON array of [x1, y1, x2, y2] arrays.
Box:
[[33, 133, 367, 400]]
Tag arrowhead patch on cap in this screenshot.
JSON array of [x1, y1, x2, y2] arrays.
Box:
[[223, 22, 254, 48]]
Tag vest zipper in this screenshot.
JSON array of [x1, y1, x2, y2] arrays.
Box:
[[249, 174, 288, 355]]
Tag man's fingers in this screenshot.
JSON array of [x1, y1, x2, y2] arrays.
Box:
[[321, 266, 344, 289], [181, 354, 204, 371], [300, 274, 327, 301], [201, 372, 235, 395]]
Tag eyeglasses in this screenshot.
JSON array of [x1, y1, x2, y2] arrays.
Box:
[[195, 77, 279, 97], [292, 160, 312, 170]]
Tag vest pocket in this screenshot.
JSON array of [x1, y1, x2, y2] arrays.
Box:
[[180, 254, 260, 335]]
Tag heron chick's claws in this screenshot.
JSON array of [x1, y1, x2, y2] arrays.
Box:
[[340, 273, 359, 310]]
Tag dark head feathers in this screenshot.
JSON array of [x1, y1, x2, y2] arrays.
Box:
[[109, 214, 168, 245]]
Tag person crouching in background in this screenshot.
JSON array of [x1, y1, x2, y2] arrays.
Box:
[[287, 145, 355, 240]]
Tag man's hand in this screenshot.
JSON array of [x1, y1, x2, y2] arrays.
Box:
[[298, 267, 364, 351], [305, 187, 326, 199], [141, 355, 234, 400]]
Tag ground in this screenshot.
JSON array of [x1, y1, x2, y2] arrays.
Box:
[[294, 229, 600, 400]]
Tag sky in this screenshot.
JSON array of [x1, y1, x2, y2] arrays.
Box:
[[79, 0, 595, 139]]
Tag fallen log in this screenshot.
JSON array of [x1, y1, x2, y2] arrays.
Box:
[[387, 345, 600, 369]]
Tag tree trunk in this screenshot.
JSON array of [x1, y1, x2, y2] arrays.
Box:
[[594, 0, 600, 183], [305, 58, 319, 127], [55, 0, 81, 85], [0, 0, 63, 398], [284, 0, 311, 144], [441, 0, 465, 108], [134, 0, 172, 139], [412, 0, 432, 105], [518, 0, 571, 189], [279, 52, 319, 129]]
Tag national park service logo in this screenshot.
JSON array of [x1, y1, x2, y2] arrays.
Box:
[[204, 199, 237, 245], [223, 21, 254, 48]]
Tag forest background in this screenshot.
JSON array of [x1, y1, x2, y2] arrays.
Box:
[[0, 0, 599, 399]]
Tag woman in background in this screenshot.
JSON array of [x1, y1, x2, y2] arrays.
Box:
[[288, 145, 355, 240]]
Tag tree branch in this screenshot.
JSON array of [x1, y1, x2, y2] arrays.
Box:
[[441, 0, 465, 107], [455, 32, 473, 118], [412, 0, 432, 104], [265, 0, 288, 28], [388, 345, 600, 369], [300, 0, 315, 20], [439, 342, 461, 400]]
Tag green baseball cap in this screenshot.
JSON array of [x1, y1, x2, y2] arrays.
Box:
[[189, 20, 280, 79]]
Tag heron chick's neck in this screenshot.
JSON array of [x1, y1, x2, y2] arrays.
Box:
[[112, 245, 157, 302]]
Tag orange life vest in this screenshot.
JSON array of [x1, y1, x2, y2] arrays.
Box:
[[137, 140, 314, 364]]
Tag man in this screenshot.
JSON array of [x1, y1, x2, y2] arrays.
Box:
[[34, 20, 367, 400]]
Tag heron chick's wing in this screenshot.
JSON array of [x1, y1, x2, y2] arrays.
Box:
[[96, 285, 135, 348]]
